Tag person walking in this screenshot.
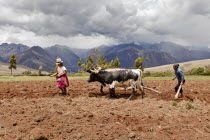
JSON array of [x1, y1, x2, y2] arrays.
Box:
[[172, 64, 185, 97], [50, 57, 69, 95]]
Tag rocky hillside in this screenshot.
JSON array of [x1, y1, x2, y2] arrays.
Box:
[[45, 45, 80, 72], [149, 42, 210, 62], [0, 43, 29, 62], [93, 42, 210, 63], [106, 47, 177, 68], [17, 46, 55, 72], [0, 43, 80, 72], [0, 42, 210, 72]]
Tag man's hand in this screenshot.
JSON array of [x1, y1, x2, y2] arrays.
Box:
[[181, 81, 184, 85]]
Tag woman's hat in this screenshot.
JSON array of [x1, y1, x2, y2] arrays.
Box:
[[56, 57, 63, 65]]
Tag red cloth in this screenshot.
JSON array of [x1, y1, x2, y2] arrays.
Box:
[[56, 75, 69, 88]]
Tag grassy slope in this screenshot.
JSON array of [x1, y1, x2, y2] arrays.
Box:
[[145, 59, 210, 72], [0, 62, 48, 75]]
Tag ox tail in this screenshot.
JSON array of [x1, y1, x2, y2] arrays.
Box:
[[137, 68, 144, 86], [135, 69, 145, 98]]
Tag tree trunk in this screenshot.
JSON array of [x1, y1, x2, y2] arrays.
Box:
[[11, 69, 12, 75]]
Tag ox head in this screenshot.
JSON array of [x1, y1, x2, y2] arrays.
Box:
[[86, 67, 102, 82]]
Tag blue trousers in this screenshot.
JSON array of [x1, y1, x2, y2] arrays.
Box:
[[174, 80, 185, 93]]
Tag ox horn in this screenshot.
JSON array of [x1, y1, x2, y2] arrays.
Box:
[[90, 67, 102, 74], [90, 68, 99, 74], [96, 67, 102, 71]]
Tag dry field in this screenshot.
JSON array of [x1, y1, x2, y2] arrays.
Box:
[[0, 79, 210, 140]]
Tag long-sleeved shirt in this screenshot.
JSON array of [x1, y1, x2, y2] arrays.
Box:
[[174, 68, 185, 82]]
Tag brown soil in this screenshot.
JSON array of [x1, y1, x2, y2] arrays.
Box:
[[0, 80, 210, 140]]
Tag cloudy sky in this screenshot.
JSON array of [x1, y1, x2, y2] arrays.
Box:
[[0, 0, 210, 48]]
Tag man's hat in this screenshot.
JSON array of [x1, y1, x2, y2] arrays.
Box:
[[56, 57, 63, 65], [173, 64, 179, 67]]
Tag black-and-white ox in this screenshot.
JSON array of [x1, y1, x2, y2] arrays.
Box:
[[87, 67, 145, 99]]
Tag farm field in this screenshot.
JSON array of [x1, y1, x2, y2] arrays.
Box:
[[1, 75, 210, 82], [0, 77, 210, 140]]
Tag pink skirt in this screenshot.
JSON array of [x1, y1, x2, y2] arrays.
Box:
[[56, 75, 69, 88]]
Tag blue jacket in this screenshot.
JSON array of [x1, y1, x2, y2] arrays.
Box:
[[174, 68, 185, 82]]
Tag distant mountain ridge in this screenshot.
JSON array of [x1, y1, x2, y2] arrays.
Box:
[[0, 43, 80, 72], [0, 42, 210, 72], [18, 46, 55, 72], [0, 43, 29, 62], [45, 45, 80, 72], [93, 42, 210, 64], [106, 47, 177, 68], [148, 42, 210, 62]]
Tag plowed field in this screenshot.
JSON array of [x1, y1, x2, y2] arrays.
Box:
[[0, 80, 209, 140]]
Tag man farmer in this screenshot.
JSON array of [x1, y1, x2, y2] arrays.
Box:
[[172, 64, 185, 97]]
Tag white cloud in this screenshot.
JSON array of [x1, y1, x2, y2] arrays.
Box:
[[0, 25, 117, 48], [0, 0, 210, 48]]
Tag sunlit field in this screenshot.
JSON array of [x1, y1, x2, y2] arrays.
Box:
[[0, 75, 209, 82]]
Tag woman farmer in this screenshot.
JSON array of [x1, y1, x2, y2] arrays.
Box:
[[50, 58, 69, 95], [172, 64, 185, 97]]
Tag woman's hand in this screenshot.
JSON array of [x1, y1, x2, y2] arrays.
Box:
[[50, 73, 57, 77], [57, 73, 63, 77]]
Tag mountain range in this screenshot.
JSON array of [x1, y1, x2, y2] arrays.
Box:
[[0, 42, 210, 72]]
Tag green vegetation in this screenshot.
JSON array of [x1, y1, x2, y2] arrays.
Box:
[[8, 54, 17, 75], [144, 67, 210, 77], [77, 49, 120, 72], [134, 57, 145, 71], [38, 65, 43, 76], [143, 76, 210, 80], [20, 70, 48, 76], [185, 67, 210, 76], [112, 56, 120, 68], [143, 71, 173, 77], [0, 75, 209, 82], [186, 102, 197, 110], [0, 75, 89, 82], [67, 72, 89, 77], [172, 101, 178, 106], [21, 70, 39, 76]]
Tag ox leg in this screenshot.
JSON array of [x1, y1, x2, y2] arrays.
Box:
[[128, 86, 137, 100], [139, 85, 145, 98], [109, 88, 117, 98], [109, 82, 118, 98], [133, 87, 138, 95], [100, 84, 105, 95], [128, 88, 135, 100]]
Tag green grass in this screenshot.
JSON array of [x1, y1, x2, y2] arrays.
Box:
[[0, 75, 209, 82], [0, 76, 89, 82], [143, 76, 210, 80], [172, 101, 178, 106]]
